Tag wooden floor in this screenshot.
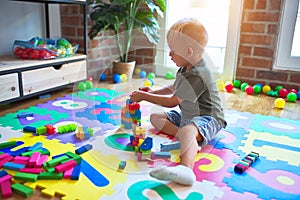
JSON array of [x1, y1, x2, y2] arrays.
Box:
[[1, 77, 300, 120], [0, 77, 300, 199]]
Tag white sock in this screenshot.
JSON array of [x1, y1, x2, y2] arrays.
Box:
[[149, 165, 196, 186]]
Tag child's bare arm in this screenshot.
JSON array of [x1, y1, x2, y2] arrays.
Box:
[[130, 90, 181, 108], [139, 85, 175, 95]]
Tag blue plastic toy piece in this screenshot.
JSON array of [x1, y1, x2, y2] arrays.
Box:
[[140, 137, 153, 151], [75, 144, 93, 155]]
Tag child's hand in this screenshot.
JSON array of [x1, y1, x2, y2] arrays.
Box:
[[130, 90, 144, 102], [139, 86, 151, 93]]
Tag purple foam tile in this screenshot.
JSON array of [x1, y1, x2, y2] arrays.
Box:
[[46, 118, 116, 146], [224, 110, 255, 129], [18, 114, 52, 126], [37, 95, 100, 115]]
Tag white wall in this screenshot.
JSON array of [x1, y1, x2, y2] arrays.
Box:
[[0, 0, 45, 56]]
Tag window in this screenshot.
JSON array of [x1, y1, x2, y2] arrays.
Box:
[[155, 0, 242, 81], [275, 0, 300, 70]]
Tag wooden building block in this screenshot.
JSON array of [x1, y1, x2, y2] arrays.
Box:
[[75, 144, 93, 155], [36, 155, 48, 167], [11, 183, 33, 198], [19, 168, 43, 174], [45, 155, 69, 168], [28, 152, 41, 167], [0, 180, 12, 198], [3, 162, 25, 171], [54, 160, 77, 173], [71, 164, 81, 180], [0, 174, 12, 184], [38, 172, 63, 180], [14, 172, 38, 182], [0, 141, 17, 150]]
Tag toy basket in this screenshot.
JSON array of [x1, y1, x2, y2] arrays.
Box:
[[13, 37, 79, 60]]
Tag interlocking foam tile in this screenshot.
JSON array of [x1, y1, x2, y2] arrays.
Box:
[[76, 102, 122, 126], [8, 133, 127, 199], [194, 147, 239, 186], [214, 126, 249, 153], [90, 131, 178, 174], [223, 166, 300, 200], [224, 110, 255, 129], [45, 119, 114, 146], [250, 114, 300, 139], [2, 87, 300, 200], [71, 88, 124, 103], [0, 126, 23, 141], [126, 180, 223, 200], [217, 186, 261, 200], [37, 95, 100, 116], [0, 106, 69, 130], [239, 130, 300, 166]]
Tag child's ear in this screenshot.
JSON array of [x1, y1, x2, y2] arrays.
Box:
[[187, 47, 194, 57]]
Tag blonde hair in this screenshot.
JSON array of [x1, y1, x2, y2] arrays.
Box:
[[167, 18, 208, 55]]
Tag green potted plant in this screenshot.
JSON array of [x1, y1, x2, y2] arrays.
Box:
[[87, 0, 166, 79]]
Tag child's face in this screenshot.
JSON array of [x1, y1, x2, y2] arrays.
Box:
[[168, 42, 190, 67]]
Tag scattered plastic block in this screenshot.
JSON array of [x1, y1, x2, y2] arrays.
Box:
[[14, 172, 38, 182], [75, 144, 93, 155], [0, 170, 8, 178], [65, 151, 82, 164], [1, 180, 12, 198], [13, 156, 30, 165], [23, 126, 36, 133], [45, 155, 69, 168], [151, 151, 171, 159], [0, 153, 10, 160], [160, 141, 181, 151], [28, 142, 43, 151], [10, 147, 30, 156], [63, 167, 74, 179], [36, 155, 48, 168], [36, 126, 47, 135], [0, 141, 17, 150], [71, 164, 81, 180], [21, 149, 50, 157], [234, 151, 259, 174], [45, 124, 55, 134], [11, 183, 33, 198], [57, 123, 77, 134], [38, 172, 63, 180], [19, 168, 43, 174], [54, 160, 77, 173], [17, 112, 33, 118], [118, 161, 126, 171], [2, 162, 25, 171], [0, 174, 12, 184], [28, 152, 41, 167], [0, 156, 14, 168]]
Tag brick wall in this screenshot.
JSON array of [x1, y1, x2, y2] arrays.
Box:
[[60, 4, 155, 80], [237, 0, 300, 90], [60, 1, 300, 89], [60, 5, 85, 54]]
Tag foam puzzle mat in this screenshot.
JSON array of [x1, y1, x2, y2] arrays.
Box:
[[0, 87, 300, 200]]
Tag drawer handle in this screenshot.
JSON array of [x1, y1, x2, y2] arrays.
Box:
[[53, 64, 63, 70], [11, 87, 16, 91]]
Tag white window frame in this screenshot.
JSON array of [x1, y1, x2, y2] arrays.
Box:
[[275, 0, 300, 71], [154, 0, 243, 81]]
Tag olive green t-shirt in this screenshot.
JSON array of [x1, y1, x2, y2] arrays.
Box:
[[174, 59, 226, 128]]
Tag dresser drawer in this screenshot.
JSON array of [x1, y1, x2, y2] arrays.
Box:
[[0, 73, 20, 102], [22, 60, 87, 95]]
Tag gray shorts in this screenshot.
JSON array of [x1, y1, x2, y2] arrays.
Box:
[[166, 110, 222, 146]]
